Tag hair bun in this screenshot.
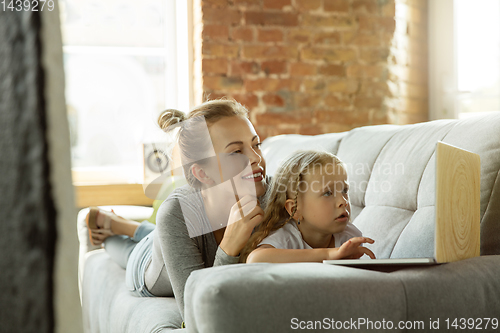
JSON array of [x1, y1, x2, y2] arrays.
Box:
[[158, 109, 186, 131]]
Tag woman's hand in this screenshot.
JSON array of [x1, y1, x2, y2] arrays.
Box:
[[219, 195, 264, 257], [327, 237, 376, 260]]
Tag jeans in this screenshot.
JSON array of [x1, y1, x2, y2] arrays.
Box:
[[103, 221, 156, 297]]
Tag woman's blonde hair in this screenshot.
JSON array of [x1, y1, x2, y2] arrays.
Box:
[[239, 150, 344, 263], [157, 98, 249, 188]]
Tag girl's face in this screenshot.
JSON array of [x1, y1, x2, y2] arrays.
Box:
[[202, 116, 267, 198], [296, 163, 350, 237]]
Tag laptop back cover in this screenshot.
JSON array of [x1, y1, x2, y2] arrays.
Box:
[[435, 141, 481, 263]]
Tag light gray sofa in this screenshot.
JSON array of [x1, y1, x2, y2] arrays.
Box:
[[78, 113, 500, 332]]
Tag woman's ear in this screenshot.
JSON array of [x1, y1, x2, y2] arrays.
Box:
[[191, 163, 215, 185], [285, 199, 300, 220]]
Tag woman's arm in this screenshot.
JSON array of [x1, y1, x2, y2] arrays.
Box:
[[155, 196, 205, 320], [247, 237, 376, 263]]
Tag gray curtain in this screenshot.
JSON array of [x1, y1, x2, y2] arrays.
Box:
[[0, 10, 56, 333]]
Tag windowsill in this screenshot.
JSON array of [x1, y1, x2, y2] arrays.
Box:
[[74, 183, 154, 208]]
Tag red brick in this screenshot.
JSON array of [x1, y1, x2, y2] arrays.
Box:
[[294, 93, 323, 107], [396, 112, 428, 125], [382, 1, 396, 17], [202, 58, 228, 74], [203, 43, 240, 58], [319, 64, 345, 77], [295, 0, 321, 10], [315, 110, 371, 124], [233, 0, 261, 5], [204, 76, 244, 91], [346, 65, 385, 78], [354, 96, 383, 108], [360, 81, 390, 97], [359, 16, 395, 32], [359, 48, 390, 63], [263, 93, 286, 107], [327, 80, 359, 93], [298, 125, 323, 135], [202, 24, 229, 40], [301, 47, 356, 62], [245, 78, 301, 92], [231, 27, 254, 42], [324, 0, 349, 13], [263, 0, 291, 9], [202, 0, 229, 7], [321, 122, 353, 133], [243, 45, 298, 60], [290, 63, 317, 76], [245, 11, 299, 26], [344, 33, 381, 47], [261, 61, 287, 74], [313, 31, 341, 44], [352, 0, 379, 14], [324, 95, 350, 108], [372, 109, 391, 125], [301, 14, 354, 28], [303, 79, 327, 92], [203, 7, 241, 25], [255, 111, 314, 126], [258, 29, 284, 42], [232, 93, 259, 109], [287, 30, 313, 43], [231, 61, 260, 75]]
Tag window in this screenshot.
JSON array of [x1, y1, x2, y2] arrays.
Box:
[[429, 0, 500, 120], [60, 0, 191, 186], [456, 0, 500, 118]]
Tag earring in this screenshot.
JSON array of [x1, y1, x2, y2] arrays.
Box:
[[297, 218, 300, 225]]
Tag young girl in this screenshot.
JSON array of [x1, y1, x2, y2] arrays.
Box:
[[241, 150, 375, 263]]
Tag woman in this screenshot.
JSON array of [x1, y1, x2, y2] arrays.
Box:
[[86, 99, 267, 320]]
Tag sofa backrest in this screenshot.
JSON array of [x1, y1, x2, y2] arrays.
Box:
[[261, 113, 500, 257]]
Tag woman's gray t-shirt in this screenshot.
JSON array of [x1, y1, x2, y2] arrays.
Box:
[[147, 185, 240, 319]]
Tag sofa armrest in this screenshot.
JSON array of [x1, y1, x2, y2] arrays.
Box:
[[184, 256, 500, 333], [184, 262, 408, 333]]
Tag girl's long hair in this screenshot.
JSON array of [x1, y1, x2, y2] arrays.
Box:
[[239, 150, 343, 262]]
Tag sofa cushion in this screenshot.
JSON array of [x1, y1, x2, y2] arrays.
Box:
[[82, 250, 183, 333]]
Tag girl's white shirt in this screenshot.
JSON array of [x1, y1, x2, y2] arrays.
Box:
[[258, 220, 362, 250]]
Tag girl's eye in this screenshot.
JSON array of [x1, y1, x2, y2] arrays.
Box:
[[254, 142, 262, 149], [230, 150, 242, 155], [343, 187, 349, 194], [323, 190, 332, 197]]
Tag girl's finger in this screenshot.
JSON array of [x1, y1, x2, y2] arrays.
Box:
[[361, 247, 376, 259]]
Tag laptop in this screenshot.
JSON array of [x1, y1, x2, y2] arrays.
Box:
[[323, 141, 481, 267]]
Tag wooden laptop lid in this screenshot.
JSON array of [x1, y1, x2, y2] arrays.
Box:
[[435, 141, 481, 263]]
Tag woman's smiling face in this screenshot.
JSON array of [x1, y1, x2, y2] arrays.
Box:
[[204, 116, 267, 198]]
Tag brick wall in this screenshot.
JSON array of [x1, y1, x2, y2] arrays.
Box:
[[193, 0, 429, 139]]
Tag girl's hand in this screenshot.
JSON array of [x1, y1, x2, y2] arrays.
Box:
[[219, 195, 264, 257], [328, 237, 376, 260]]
